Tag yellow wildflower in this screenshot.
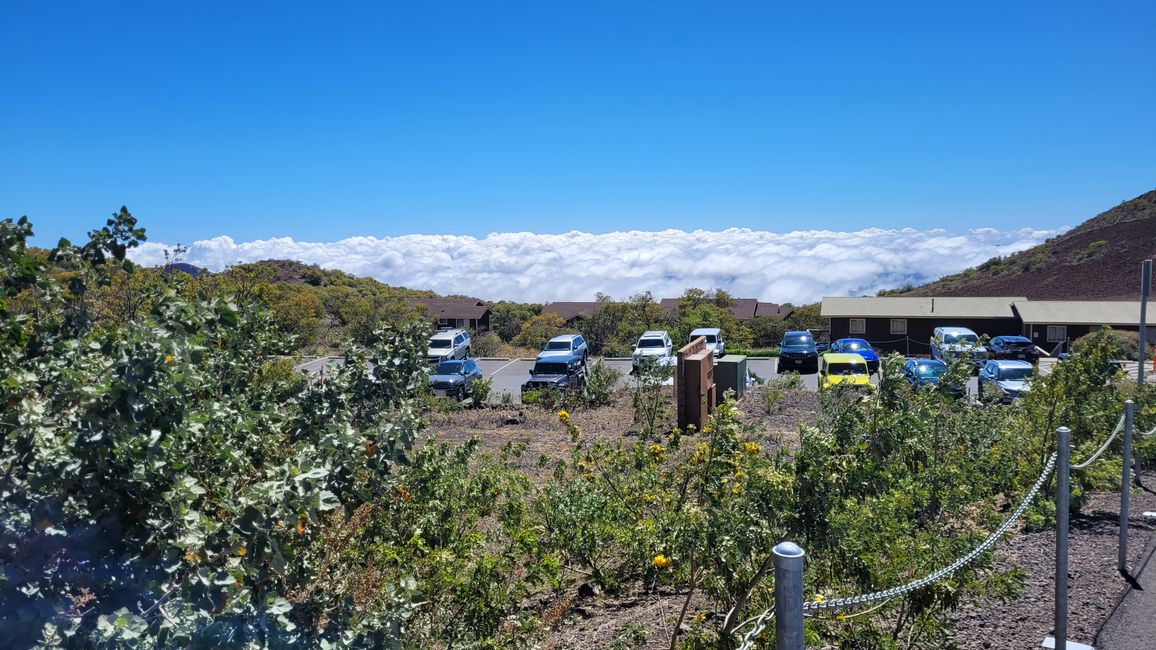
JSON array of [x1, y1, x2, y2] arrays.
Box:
[[814, 595, 824, 604], [235, 546, 247, 557], [164, 354, 174, 364], [648, 443, 664, 455], [742, 441, 761, 454], [557, 410, 570, 424], [184, 552, 197, 562], [653, 554, 672, 569], [702, 426, 712, 434], [836, 614, 846, 621]]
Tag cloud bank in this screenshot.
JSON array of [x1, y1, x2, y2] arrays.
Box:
[[129, 226, 1062, 305]]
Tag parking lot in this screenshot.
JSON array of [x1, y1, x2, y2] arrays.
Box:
[[478, 357, 780, 403], [476, 357, 981, 404], [297, 356, 983, 404]]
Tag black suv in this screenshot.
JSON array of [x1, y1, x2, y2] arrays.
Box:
[[987, 336, 1039, 363], [521, 354, 586, 395], [778, 331, 819, 374]]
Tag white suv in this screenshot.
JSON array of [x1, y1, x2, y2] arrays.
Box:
[[427, 329, 471, 363], [632, 330, 674, 372]]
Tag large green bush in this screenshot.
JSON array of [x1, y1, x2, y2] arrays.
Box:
[[1, 213, 429, 646]]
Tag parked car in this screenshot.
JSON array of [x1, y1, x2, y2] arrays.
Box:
[[778, 330, 819, 374], [428, 359, 483, 400], [689, 327, 725, 358], [818, 353, 872, 390], [539, 334, 588, 363], [931, 326, 988, 371], [521, 354, 586, 394], [632, 330, 674, 373], [978, 360, 1033, 403], [427, 329, 471, 363], [829, 338, 880, 373], [900, 358, 966, 398], [987, 335, 1039, 363]]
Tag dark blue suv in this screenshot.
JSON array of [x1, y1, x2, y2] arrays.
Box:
[[778, 331, 819, 374]]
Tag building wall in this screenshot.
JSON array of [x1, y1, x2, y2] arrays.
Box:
[[829, 317, 1022, 354]]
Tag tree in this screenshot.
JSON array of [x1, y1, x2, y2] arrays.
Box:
[[513, 311, 566, 350], [490, 301, 541, 342]]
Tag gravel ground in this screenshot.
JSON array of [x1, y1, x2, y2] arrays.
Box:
[[949, 471, 1156, 649]]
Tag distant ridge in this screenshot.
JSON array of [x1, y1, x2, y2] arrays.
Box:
[[900, 189, 1156, 300]]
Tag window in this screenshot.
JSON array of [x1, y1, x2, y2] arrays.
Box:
[[1047, 325, 1067, 343], [849, 318, 866, 334], [890, 319, 907, 335]]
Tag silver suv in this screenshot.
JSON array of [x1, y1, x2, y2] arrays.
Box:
[[931, 326, 987, 371], [538, 334, 588, 364], [427, 329, 471, 363]]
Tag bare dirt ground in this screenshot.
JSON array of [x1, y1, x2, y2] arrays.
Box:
[[418, 388, 1148, 649]]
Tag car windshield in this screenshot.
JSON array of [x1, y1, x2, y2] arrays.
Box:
[[534, 362, 567, 375], [1002, 338, 1031, 346], [545, 340, 571, 350], [429, 339, 451, 349], [783, 335, 812, 347], [638, 338, 665, 348], [999, 367, 1032, 380], [698, 334, 717, 343], [435, 361, 464, 374], [942, 333, 978, 345], [826, 362, 866, 375], [916, 364, 945, 378], [843, 341, 866, 351]]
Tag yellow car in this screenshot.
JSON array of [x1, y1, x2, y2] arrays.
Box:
[[819, 353, 873, 390]]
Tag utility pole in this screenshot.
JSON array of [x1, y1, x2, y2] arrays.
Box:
[[1139, 259, 1151, 388]]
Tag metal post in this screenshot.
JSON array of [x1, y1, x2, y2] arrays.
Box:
[[1055, 426, 1070, 650], [773, 541, 805, 650], [1139, 259, 1151, 387], [1120, 401, 1135, 574]]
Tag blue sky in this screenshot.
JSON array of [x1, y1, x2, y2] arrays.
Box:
[[3, 1, 1154, 247]]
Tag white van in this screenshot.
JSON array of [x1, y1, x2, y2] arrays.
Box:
[[689, 327, 725, 358]]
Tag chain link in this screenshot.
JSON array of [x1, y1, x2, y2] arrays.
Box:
[[733, 606, 775, 650], [801, 451, 1058, 612], [1071, 415, 1126, 470]]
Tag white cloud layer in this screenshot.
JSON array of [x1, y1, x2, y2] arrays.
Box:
[[129, 226, 1063, 305]]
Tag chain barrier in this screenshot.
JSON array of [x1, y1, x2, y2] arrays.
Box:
[[801, 451, 1057, 613], [734, 404, 1146, 645], [733, 606, 775, 650], [1071, 415, 1126, 470]]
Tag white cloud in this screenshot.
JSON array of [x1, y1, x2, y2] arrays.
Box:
[[129, 226, 1064, 305]]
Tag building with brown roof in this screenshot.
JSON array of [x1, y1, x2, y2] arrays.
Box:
[[409, 298, 491, 332]]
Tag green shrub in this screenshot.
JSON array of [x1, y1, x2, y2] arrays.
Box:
[[470, 376, 493, 407], [726, 347, 780, 357], [583, 359, 622, 407], [471, 330, 503, 357], [1072, 326, 1149, 361]]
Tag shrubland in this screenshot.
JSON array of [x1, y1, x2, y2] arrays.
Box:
[[3, 211, 1153, 649]]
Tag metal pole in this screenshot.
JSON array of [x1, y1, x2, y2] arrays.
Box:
[[773, 541, 805, 650], [1139, 259, 1151, 387], [1055, 426, 1070, 650], [1120, 401, 1135, 574]]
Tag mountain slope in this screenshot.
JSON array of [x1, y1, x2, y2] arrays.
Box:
[[904, 189, 1156, 300]]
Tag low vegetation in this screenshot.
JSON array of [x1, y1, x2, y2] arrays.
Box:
[[4, 211, 1154, 648]]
